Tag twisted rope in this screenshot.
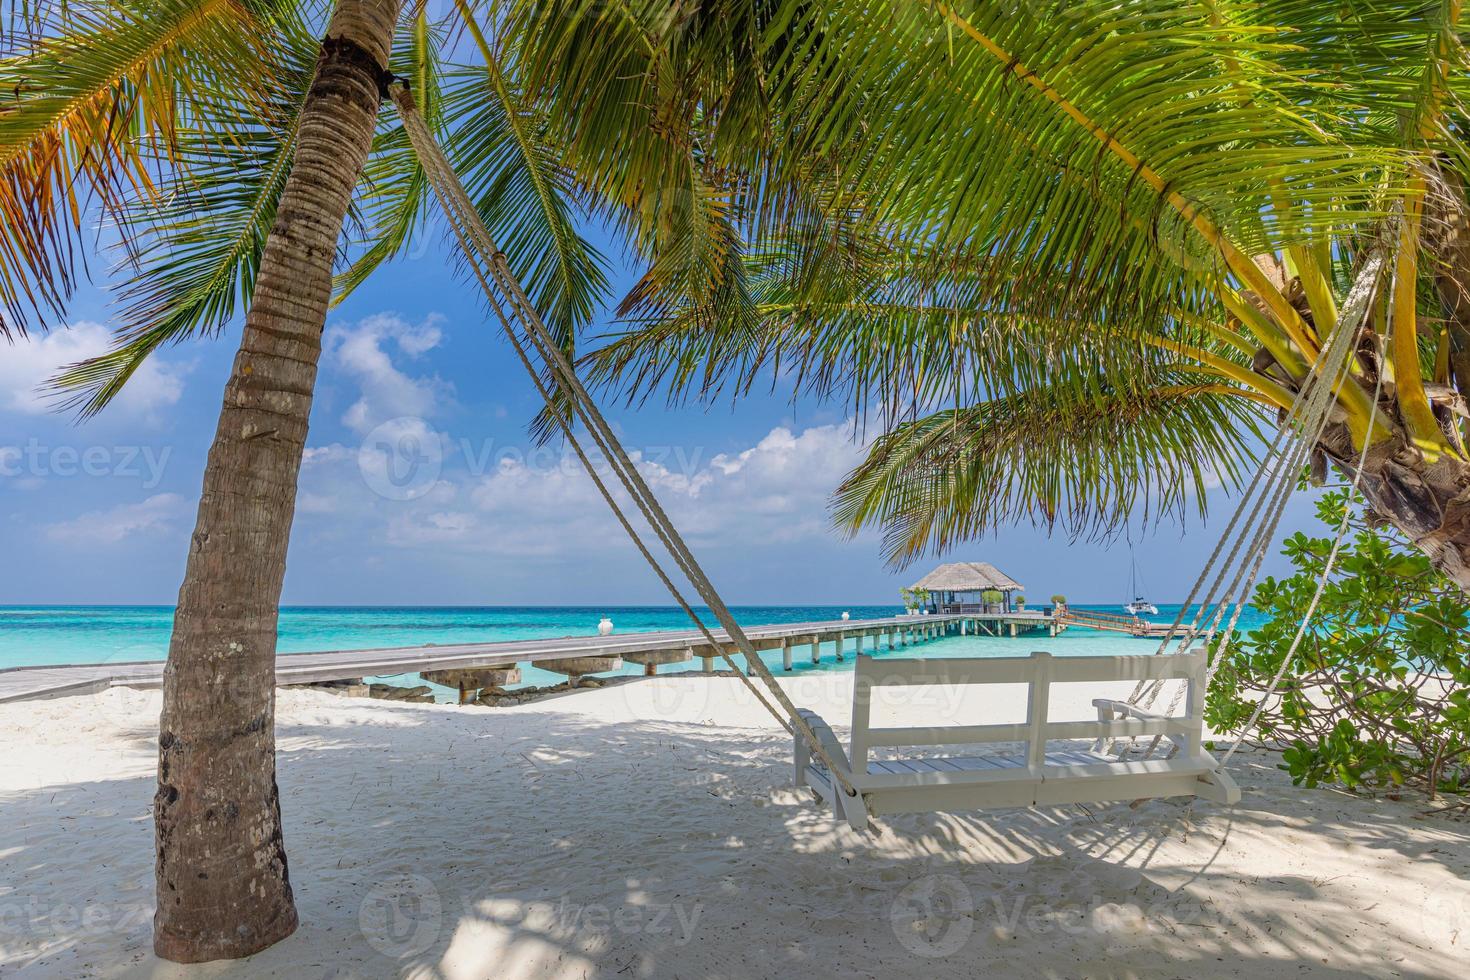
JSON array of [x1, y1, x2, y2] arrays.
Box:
[[390, 84, 862, 798], [1125, 247, 1388, 763]]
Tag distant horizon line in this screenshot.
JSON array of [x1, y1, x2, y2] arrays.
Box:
[[1, 600, 1185, 609]]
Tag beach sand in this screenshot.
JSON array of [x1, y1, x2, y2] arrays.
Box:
[[1, 674, 1466, 978]]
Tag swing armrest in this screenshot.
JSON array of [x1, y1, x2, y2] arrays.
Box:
[[794, 708, 855, 780], [1093, 699, 1194, 755], [1092, 698, 1166, 722]]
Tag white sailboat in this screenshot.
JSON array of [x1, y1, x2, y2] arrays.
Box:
[[1123, 552, 1158, 616]]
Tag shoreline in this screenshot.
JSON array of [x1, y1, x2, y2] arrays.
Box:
[[0, 612, 1062, 704], [2, 675, 1465, 977]]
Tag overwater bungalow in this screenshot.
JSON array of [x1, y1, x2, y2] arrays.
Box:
[[910, 561, 1026, 614]]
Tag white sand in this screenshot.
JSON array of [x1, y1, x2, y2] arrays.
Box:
[[1, 673, 1466, 979]]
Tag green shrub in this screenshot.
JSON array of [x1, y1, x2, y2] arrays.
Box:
[[899, 587, 930, 611], [1051, 594, 1067, 605], [981, 589, 1003, 604], [1205, 489, 1470, 801]]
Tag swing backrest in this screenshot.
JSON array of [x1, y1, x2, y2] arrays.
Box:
[[849, 650, 1207, 781]]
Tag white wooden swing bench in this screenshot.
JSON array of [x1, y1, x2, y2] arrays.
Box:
[[795, 650, 1239, 830]]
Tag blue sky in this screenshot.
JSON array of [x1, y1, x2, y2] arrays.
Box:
[[0, 229, 1324, 606]]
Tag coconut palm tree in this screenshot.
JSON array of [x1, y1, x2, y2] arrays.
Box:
[[0, 0, 803, 961], [2, 0, 431, 960], [7, 0, 1461, 963], [584, 1, 1470, 583]]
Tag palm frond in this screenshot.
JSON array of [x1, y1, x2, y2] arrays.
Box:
[[441, 2, 611, 440], [585, 230, 1240, 421], [833, 376, 1267, 568], [45, 13, 319, 418], [333, 5, 444, 301], [0, 0, 293, 336]]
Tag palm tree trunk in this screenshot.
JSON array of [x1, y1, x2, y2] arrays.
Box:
[[152, 0, 401, 962], [1318, 418, 1470, 589], [1306, 167, 1470, 592]]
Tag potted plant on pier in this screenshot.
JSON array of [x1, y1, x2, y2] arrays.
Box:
[[1015, 595, 1026, 612], [981, 589, 1004, 613]]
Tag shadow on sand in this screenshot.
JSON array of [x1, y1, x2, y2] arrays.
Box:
[[1, 683, 1466, 978]]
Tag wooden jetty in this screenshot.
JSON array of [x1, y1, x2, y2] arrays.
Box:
[[1055, 607, 1175, 638], [0, 611, 1061, 705]]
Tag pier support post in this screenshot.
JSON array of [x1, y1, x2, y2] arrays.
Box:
[[782, 638, 793, 671], [856, 632, 865, 656], [422, 666, 520, 704], [811, 635, 820, 664], [532, 656, 622, 688], [623, 649, 693, 677], [834, 632, 844, 662], [961, 618, 968, 636]]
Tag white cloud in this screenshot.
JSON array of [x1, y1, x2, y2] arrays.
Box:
[[296, 310, 877, 572], [45, 492, 186, 545], [324, 313, 449, 434], [0, 321, 185, 419], [300, 419, 871, 558]]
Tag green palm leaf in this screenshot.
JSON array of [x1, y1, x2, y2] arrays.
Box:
[[833, 376, 1266, 568], [333, 6, 444, 301], [0, 0, 296, 336], [45, 14, 319, 417]]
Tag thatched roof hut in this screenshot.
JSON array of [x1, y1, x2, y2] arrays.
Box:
[[911, 562, 1024, 593], [910, 562, 1025, 612]]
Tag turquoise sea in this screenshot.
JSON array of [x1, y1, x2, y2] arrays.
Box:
[[0, 604, 1269, 700]]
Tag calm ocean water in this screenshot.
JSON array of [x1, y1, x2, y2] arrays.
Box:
[[0, 604, 1268, 698]]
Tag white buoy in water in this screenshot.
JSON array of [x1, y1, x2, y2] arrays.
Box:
[[598, 616, 614, 636], [841, 611, 850, 621]]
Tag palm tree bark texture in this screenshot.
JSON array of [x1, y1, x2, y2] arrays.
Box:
[[152, 0, 403, 962]]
